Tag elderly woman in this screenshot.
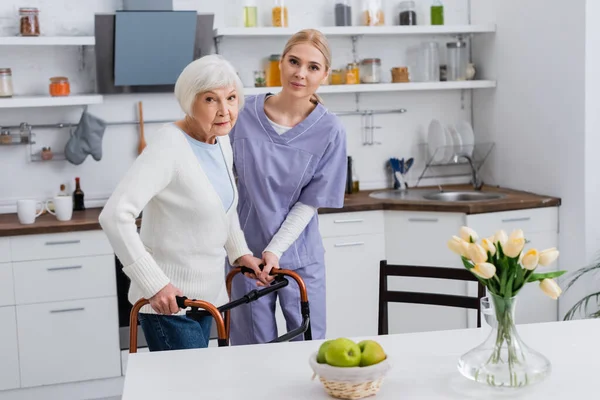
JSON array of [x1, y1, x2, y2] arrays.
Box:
[[99, 55, 264, 352]]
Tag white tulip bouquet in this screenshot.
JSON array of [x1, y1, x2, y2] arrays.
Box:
[[450, 226, 566, 387]]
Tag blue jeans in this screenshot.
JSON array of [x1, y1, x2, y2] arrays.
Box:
[[138, 313, 213, 352]]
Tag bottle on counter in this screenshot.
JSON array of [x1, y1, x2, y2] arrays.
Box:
[[430, 0, 444, 25], [73, 177, 85, 211], [243, 0, 258, 27]]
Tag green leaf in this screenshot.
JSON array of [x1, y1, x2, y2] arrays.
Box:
[[461, 257, 474, 270], [500, 264, 508, 294], [527, 270, 567, 282], [504, 274, 514, 299], [497, 242, 505, 259], [514, 265, 525, 291]]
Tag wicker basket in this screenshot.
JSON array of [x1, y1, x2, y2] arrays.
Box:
[[308, 352, 391, 400]]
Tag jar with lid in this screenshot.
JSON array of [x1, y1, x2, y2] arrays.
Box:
[[272, 0, 288, 27], [267, 55, 282, 87], [430, 0, 444, 25], [360, 58, 382, 83], [0, 129, 12, 145], [399, 1, 417, 25], [330, 69, 345, 85], [244, 0, 258, 27], [345, 63, 359, 84], [0, 68, 13, 98], [49, 76, 70, 97], [254, 70, 266, 87], [446, 39, 468, 81], [335, 0, 352, 26], [19, 8, 40, 36], [362, 0, 384, 26], [41, 147, 54, 161]]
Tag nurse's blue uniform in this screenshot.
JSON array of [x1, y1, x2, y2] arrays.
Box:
[[228, 93, 347, 344]]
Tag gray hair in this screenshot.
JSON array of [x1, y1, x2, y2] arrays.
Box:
[[174, 55, 244, 116]]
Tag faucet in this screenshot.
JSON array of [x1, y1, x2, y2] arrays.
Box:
[[459, 155, 483, 190]]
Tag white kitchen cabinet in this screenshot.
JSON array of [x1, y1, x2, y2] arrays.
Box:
[[0, 238, 9, 263], [0, 263, 15, 307], [0, 306, 20, 391], [17, 296, 121, 388], [10, 230, 113, 262], [384, 211, 469, 334]]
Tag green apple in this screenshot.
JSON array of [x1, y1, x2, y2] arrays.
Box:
[[358, 340, 387, 367], [324, 338, 361, 367], [317, 340, 333, 364]]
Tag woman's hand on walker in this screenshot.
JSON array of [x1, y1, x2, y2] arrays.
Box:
[[237, 254, 269, 286], [149, 283, 183, 315], [260, 251, 279, 285]]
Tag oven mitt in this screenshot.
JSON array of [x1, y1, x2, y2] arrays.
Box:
[[65, 111, 107, 165]]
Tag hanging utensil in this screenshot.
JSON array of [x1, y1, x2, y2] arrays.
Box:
[[137, 101, 146, 155]]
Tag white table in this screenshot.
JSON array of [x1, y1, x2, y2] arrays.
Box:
[[123, 319, 600, 399]]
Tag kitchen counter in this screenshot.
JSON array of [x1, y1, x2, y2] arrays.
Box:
[[0, 185, 560, 237]]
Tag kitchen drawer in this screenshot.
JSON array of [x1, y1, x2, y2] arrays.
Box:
[[10, 230, 113, 262], [466, 207, 558, 237], [13, 255, 116, 305], [0, 263, 15, 307], [319, 210, 384, 238], [0, 238, 10, 263], [17, 296, 121, 388], [0, 306, 20, 391]]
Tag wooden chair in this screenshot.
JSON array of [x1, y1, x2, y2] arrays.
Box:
[[378, 260, 486, 335]]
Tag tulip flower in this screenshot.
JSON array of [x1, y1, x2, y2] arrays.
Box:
[[540, 279, 562, 300], [521, 249, 540, 270], [481, 237, 497, 256], [468, 243, 488, 264], [459, 226, 479, 243], [538, 248, 559, 266], [472, 262, 496, 279], [509, 229, 525, 240], [493, 230, 508, 247], [504, 237, 526, 258], [448, 236, 469, 257]]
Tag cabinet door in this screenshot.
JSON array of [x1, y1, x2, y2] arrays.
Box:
[[0, 238, 10, 263], [0, 263, 15, 307], [17, 297, 121, 387], [0, 306, 20, 391], [384, 211, 469, 334], [323, 233, 385, 339]]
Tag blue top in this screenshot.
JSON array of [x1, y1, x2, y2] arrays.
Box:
[[183, 131, 234, 212]]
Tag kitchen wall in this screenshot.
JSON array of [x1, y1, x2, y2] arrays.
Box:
[[471, 0, 599, 319], [0, 0, 477, 212]]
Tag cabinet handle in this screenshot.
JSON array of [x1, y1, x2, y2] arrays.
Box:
[[502, 217, 531, 223], [50, 307, 85, 314], [45, 240, 81, 246], [334, 242, 365, 247], [408, 218, 439, 223], [47, 265, 82, 272], [333, 219, 364, 224]]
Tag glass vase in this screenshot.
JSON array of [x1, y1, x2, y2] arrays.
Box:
[[457, 294, 552, 388]]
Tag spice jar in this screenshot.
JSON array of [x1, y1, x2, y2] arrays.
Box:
[[345, 63, 359, 84], [391, 66, 409, 82], [399, 1, 417, 26], [335, 0, 352, 27], [49, 76, 70, 97], [360, 58, 381, 83], [362, 0, 384, 26], [0, 68, 14, 98], [19, 8, 40, 36], [0, 129, 12, 145], [330, 69, 345, 85], [272, 0, 288, 27], [254, 70, 266, 87], [267, 55, 281, 87], [41, 147, 54, 161]]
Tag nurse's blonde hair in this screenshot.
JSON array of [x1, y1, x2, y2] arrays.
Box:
[[281, 29, 331, 105]]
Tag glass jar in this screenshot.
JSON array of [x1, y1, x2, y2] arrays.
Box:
[[399, 1, 417, 26], [244, 0, 258, 27], [335, 0, 352, 27], [362, 0, 384, 26], [431, 0, 444, 25], [0, 130, 12, 145], [41, 146, 54, 161], [49, 76, 70, 97], [272, 0, 288, 27], [19, 8, 40, 36], [267, 55, 281, 87], [419, 42, 440, 82], [360, 58, 381, 83], [0, 68, 14, 98], [330, 69, 345, 85], [446, 39, 468, 81], [254, 70, 266, 87], [345, 63, 359, 84]]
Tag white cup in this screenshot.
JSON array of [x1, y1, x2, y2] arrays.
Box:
[[17, 199, 44, 225], [45, 196, 73, 222]]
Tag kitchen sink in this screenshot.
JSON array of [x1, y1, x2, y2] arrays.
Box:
[[421, 191, 506, 202]]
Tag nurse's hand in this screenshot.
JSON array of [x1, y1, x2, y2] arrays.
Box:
[[260, 251, 279, 284], [149, 283, 183, 315], [237, 254, 268, 285]]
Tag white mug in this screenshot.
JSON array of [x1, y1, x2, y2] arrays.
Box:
[[17, 199, 44, 225], [45, 196, 73, 222]]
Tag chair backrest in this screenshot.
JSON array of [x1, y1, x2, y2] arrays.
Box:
[[378, 260, 486, 335]]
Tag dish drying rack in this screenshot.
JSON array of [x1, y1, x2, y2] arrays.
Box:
[[414, 142, 495, 187]]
